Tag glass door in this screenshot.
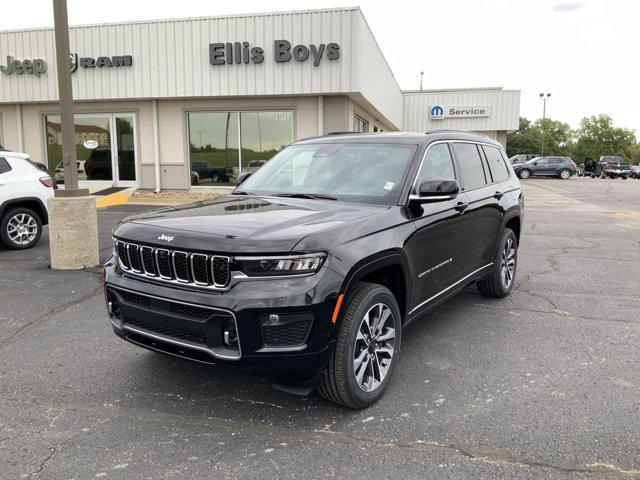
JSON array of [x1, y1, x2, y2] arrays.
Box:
[[113, 115, 137, 186], [45, 113, 138, 187]]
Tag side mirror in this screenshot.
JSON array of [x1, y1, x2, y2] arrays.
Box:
[[409, 179, 459, 203], [236, 172, 252, 186]]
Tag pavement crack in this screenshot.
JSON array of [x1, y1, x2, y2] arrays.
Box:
[[3, 395, 639, 479], [0, 282, 104, 346], [313, 429, 639, 478], [28, 433, 77, 479]]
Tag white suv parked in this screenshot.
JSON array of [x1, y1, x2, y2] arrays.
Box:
[[0, 150, 54, 249]]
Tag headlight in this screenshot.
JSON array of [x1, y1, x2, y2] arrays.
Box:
[[233, 253, 326, 277]]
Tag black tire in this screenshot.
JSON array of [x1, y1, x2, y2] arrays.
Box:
[[0, 207, 43, 250], [622, 176, 628, 180], [317, 282, 401, 409], [211, 174, 220, 183], [518, 169, 531, 179], [476, 228, 518, 298]]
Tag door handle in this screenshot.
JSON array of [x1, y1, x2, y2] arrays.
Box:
[[454, 201, 469, 213], [493, 190, 504, 200]]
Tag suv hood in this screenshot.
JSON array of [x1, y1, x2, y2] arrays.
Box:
[[114, 195, 388, 253]]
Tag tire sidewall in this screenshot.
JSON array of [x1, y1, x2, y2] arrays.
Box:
[[518, 169, 531, 179], [0, 208, 42, 250], [494, 228, 518, 296], [342, 286, 402, 406]]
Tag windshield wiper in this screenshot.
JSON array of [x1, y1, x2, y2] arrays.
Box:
[[231, 190, 255, 196], [273, 193, 338, 201]]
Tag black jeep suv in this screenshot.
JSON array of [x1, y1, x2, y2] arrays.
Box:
[[104, 131, 523, 408]]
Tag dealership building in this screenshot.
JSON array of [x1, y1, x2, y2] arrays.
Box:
[[0, 7, 520, 190]]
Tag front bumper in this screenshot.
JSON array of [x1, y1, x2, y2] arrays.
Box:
[[104, 255, 344, 382]]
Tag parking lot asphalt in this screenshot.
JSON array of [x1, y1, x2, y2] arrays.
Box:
[[1, 178, 639, 479]]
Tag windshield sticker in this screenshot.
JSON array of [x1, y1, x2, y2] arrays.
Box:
[[383, 181, 395, 190]]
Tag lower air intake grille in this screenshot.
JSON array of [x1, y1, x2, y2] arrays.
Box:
[[260, 313, 313, 348]]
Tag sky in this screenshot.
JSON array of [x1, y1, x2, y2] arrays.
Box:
[[2, 0, 638, 137]]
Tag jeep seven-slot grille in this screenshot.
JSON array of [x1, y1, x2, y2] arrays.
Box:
[[115, 240, 230, 289]]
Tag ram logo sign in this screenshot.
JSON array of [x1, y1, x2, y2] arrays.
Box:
[[429, 105, 491, 119]]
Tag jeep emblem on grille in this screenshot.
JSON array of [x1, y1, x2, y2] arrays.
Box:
[[157, 234, 174, 242]]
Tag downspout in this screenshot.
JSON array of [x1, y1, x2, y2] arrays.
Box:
[[16, 104, 24, 152], [152, 99, 161, 193], [317, 96, 324, 136]]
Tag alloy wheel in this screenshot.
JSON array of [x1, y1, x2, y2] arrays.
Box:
[[519, 170, 530, 179], [500, 237, 516, 290], [560, 170, 570, 179], [353, 302, 396, 392], [7, 213, 38, 246]]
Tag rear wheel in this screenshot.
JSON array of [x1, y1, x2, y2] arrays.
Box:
[[317, 282, 401, 409], [477, 228, 518, 298], [0, 207, 43, 250], [518, 169, 531, 179], [559, 169, 571, 179]]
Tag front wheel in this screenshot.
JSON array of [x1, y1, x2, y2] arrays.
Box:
[[477, 228, 518, 298], [518, 169, 531, 179], [0, 207, 43, 250], [318, 282, 401, 409]]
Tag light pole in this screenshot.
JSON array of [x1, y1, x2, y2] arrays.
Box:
[[48, 0, 99, 269], [52, 0, 87, 197], [539, 92, 551, 156], [419, 70, 424, 91]]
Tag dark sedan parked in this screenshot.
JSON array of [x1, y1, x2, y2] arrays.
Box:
[[512, 156, 577, 180]]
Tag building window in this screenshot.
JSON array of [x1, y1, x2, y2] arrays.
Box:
[[188, 110, 293, 186], [353, 114, 369, 133]]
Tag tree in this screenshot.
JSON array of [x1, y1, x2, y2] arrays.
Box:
[[573, 114, 637, 162], [507, 117, 574, 158], [627, 143, 640, 165], [506, 118, 539, 157], [536, 118, 574, 157]]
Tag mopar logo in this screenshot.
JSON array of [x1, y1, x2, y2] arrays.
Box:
[[430, 105, 444, 118], [157, 234, 174, 243]]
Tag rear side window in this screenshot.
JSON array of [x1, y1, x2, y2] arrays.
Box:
[[0, 157, 12, 174], [414, 143, 456, 189], [482, 146, 510, 182], [452, 143, 487, 190]]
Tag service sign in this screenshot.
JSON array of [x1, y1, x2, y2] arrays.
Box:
[[429, 105, 491, 119]]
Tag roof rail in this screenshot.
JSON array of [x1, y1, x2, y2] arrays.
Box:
[[424, 129, 466, 134], [323, 131, 366, 136]]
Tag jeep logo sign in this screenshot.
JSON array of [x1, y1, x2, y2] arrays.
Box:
[[0, 56, 47, 76], [430, 105, 491, 119]]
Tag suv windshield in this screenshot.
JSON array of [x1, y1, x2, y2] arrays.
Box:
[[236, 142, 417, 205]]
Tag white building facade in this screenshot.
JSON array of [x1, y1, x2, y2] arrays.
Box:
[[0, 8, 520, 190]]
